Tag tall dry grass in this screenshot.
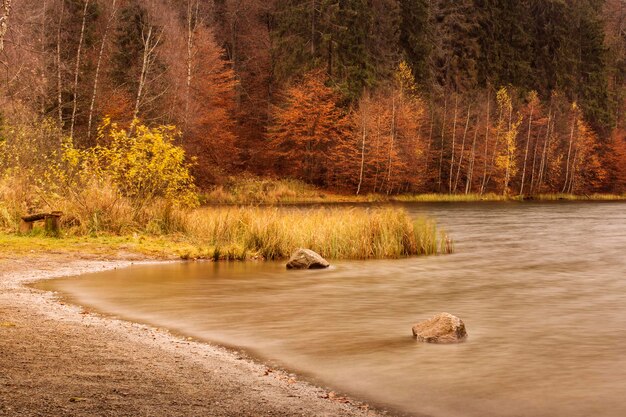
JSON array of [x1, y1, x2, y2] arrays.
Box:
[[184, 207, 450, 260], [1, 174, 450, 259], [205, 177, 330, 204]]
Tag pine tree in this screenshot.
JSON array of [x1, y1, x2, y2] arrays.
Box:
[[475, 0, 533, 90], [429, 0, 480, 92], [399, 0, 430, 87]]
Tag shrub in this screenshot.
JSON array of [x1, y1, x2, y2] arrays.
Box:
[[95, 120, 198, 208], [0, 118, 198, 233]]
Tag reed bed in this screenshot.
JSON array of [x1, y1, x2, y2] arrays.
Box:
[[184, 207, 451, 260]]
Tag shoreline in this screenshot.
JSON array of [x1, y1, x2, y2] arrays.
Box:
[[0, 254, 385, 417]]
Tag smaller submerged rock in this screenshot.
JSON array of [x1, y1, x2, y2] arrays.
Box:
[[286, 248, 330, 270], [412, 312, 467, 344]]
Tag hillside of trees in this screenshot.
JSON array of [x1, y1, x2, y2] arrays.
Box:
[[1, 0, 625, 195]]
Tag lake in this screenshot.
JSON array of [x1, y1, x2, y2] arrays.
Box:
[[37, 202, 626, 417]]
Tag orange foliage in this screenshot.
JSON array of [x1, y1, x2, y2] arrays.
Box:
[[567, 119, 607, 193], [182, 27, 238, 186], [351, 63, 426, 195], [353, 88, 425, 194], [98, 89, 134, 129], [267, 70, 353, 187], [607, 129, 626, 193]]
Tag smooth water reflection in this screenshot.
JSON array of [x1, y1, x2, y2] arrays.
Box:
[[39, 202, 626, 417]]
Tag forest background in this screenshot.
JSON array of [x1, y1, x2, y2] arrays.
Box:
[[1, 0, 626, 198]]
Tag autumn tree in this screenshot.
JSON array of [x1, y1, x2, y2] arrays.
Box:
[[519, 91, 539, 195], [351, 62, 426, 195], [179, 26, 239, 186], [565, 118, 606, 193], [267, 69, 352, 187], [213, 0, 274, 169], [1, 0, 624, 194], [110, 1, 166, 124], [607, 129, 626, 192]]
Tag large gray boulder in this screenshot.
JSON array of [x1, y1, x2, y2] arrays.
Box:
[[412, 312, 467, 343], [286, 248, 330, 270]]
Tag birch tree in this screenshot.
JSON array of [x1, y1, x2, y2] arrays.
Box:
[[132, 18, 163, 123], [465, 117, 479, 194], [356, 92, 370, 195], [0, 0, 11, 53], [453, 103, 471, 193], [536, 95, 554, 193], [87, 0, 118, 142], [56, 0, 65, 127], [69, 0, 90, 141], [561, 102, 579, 193], [519, 91, 538, 195], [448, 94, 458, 193], [184, 0, 200, 131], [479, 89, 490, 194]]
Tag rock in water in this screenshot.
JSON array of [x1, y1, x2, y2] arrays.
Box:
[[286, 249, 330, 270], [412, 313, 467, 343]]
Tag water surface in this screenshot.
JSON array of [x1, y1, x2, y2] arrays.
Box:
[[39, 202, 626, 417]]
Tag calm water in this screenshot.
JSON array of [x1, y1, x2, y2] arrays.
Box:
[[38, 202, 626, 417]]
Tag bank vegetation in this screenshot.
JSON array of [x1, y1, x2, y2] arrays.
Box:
[[0, 120, 450, 260]]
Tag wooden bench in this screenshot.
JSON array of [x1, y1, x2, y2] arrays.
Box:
[[20, 211, 63, 234]]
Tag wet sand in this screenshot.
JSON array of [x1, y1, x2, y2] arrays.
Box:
[[0, 254, 382, 417]]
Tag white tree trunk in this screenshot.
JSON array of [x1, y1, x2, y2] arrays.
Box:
[[479, 91, 490, 195], [87, 0, 118, 142], [448, 95, 458, 193], [386, 95, 396, 195], [356, 100, 368, 195], [562, 111, 578, 193], [519, 102, 534, 195], [437, 95, 448, 192], [502, 104, 514, 195], [529, 120, 543, 194], [69, 0, 90, 142], [0, 0, 11, 53], [465, 122, 479, 194], [453, 104, 471, 193], [184, 0, 200, 132], [40, 0, 47, 115], [56, 0, 65, 128], [133, 22, 162, 124], [423, 107, 434, 180], [537, 108, 553, 193]]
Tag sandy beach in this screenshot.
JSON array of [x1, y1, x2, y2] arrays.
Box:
[[0, 254, 384, 417]]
